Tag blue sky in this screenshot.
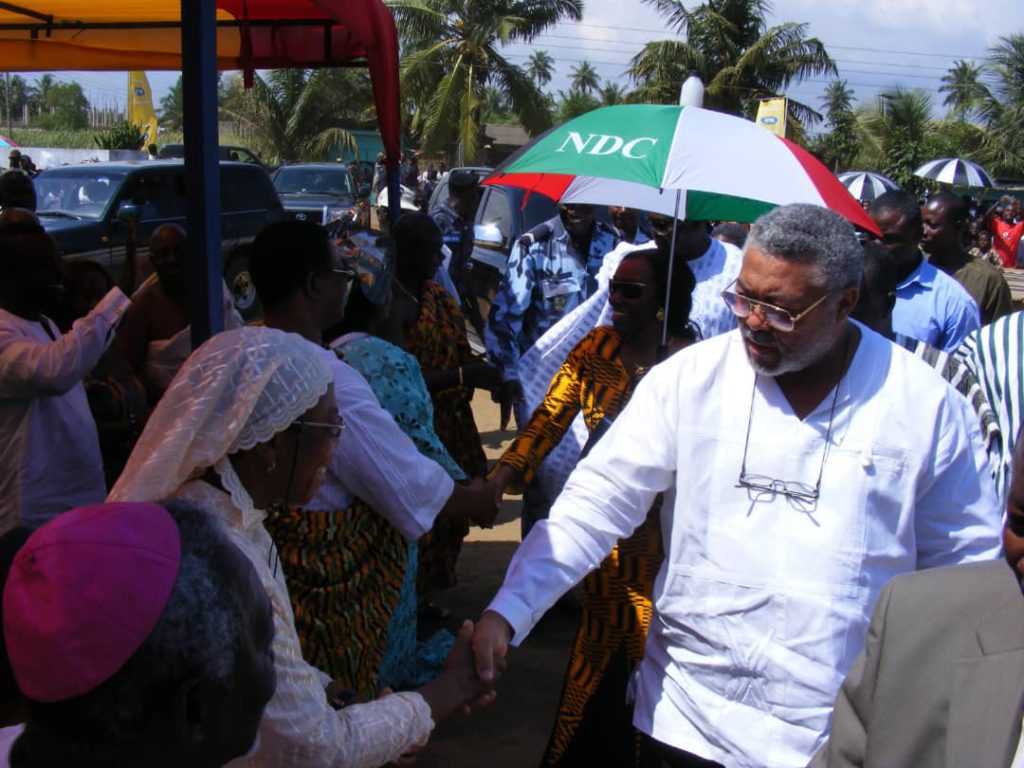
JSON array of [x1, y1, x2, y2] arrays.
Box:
[[37, 0, 1024, 127]]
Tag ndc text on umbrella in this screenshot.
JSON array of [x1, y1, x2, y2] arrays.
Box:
[[555, 133, 659, 160]]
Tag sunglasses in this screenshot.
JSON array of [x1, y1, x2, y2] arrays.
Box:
[[609, 280, 647, 300], [720, 280, 831, 333]]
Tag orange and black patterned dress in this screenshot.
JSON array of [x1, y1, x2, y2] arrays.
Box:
[[497, 325, 662, 768], [403, 280, 487, 592], [265, 499, 407, 698]]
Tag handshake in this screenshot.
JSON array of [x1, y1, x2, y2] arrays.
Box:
[[451, 464, 521, 529], [415, 611, 515, 724]]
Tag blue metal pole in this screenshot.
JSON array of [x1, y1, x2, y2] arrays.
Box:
[[181, 0, 223, 348], [387, 167, 401, 228]]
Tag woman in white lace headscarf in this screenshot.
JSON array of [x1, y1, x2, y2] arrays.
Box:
[[110, 326, 492, 768]]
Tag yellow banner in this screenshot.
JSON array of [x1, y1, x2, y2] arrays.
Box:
[[127, 71, 159, 149], [755, 98, 787, 137]]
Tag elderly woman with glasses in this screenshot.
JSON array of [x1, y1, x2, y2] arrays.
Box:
[[110, 326, 496, 768], [490, 249, 698, 768]]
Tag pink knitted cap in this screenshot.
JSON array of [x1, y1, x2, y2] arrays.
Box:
[[3, 503, 181, 702]]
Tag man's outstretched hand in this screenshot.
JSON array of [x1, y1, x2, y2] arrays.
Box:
[[471, 610, 512, 685]]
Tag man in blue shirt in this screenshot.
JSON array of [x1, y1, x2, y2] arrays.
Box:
[[870, 190, 979, 352]]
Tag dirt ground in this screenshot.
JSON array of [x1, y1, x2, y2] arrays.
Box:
[[414, 392, 579, 768]]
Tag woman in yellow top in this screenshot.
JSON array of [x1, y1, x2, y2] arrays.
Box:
[[491, 247, 698, 768]]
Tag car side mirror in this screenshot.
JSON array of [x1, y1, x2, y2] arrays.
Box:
[[474, 223, 505, 249], [115, 201, 142, 222]]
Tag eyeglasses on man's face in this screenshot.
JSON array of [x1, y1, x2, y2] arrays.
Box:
[[720, 279, 831, 333], [292, 418, 345, 440], [330, 266, 357, 282]]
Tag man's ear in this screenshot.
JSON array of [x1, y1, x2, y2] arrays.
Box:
[[836, 286, 860, 322], [251, 438, 280, 475], [303, 269, 320, 300], [174, 678, 219, 748]]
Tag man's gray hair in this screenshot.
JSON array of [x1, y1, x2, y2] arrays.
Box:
[[745, 203, 863, 292], [21, 499, 254, 762]]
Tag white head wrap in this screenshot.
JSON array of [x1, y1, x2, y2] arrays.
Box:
[[110, 327, 332, 526]]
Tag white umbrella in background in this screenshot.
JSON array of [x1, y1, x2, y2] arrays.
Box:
[[913, 158, 995, 188], [837, 171, 900, 202]]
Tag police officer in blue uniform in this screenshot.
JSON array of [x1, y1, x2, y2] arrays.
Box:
[[486, 203, 620, 534], [430, 169, 480, 297]]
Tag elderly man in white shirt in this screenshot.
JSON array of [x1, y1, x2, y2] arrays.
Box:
[[0, 218, 129, 534], [472, 203, 1002, 768]]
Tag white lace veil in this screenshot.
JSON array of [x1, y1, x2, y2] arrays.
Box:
[[109, 326, 332, 525]]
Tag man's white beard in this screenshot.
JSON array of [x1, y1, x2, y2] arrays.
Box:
[[740, 325, 839, 378]]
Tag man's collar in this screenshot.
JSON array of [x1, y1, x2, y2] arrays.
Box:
[[896, 253, 934, 290]]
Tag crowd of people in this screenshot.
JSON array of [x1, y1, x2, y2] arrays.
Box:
[[0, 156, 1023, 768]]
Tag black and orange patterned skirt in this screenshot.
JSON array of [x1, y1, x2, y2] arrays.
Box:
[[265, 499, 407, 698], [542, 503, 663, 768]]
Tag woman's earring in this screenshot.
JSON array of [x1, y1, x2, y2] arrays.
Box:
[[656, 307, 665, 323], [266, 459, 277, 475]]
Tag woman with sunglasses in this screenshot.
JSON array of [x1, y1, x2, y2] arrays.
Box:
[[490, 250, 698, 768]]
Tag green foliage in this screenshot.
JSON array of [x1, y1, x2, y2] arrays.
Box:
[[93, 122, 147, 151], [816, 108, 861, 172], [628, 0, 835, 127], [527, 50, 555, 89], [570, 60, 600, 95], [220, 69, 372, 164], [390, 0, 581, 162], [555, 88, 600, 122], [34, 82, 89, 130], [939, 60, 988, 120], [1, 75, 31, 122], [159, 76, 185, 132]]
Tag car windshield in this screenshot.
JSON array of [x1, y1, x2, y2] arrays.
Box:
[[274, 167, 352, 196], [35, 169, 127, 220]]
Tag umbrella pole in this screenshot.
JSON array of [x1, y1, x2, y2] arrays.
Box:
[[659, 189, 684, 360]]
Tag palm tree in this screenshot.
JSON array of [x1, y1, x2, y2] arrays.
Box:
[[220, 69, 371, 164], [570, 60, 600, 95], [26, 73, 56, 120], [390, 0, 582, 163], [816, 80, 858, 171], [599, 81, 628, 106], [822, 79, 854, 120], [977, 34, 1024, 177], [527, 50, 555, 89], [555, 88, 600, 122], [627, 0, 835, 126], [159, 76, 185, 132], [939, 60, 989, 120], [858, 86, 935, 188]]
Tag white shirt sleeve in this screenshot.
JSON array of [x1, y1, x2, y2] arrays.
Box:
[[243, 586, 434, 768], [329, 361, 455, 540], [488, 362, 680, 642], [913, 389, 1003, 568], [0, 288, 129, 398]]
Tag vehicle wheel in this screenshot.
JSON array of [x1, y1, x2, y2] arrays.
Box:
[[224, 251, 262, 320]]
